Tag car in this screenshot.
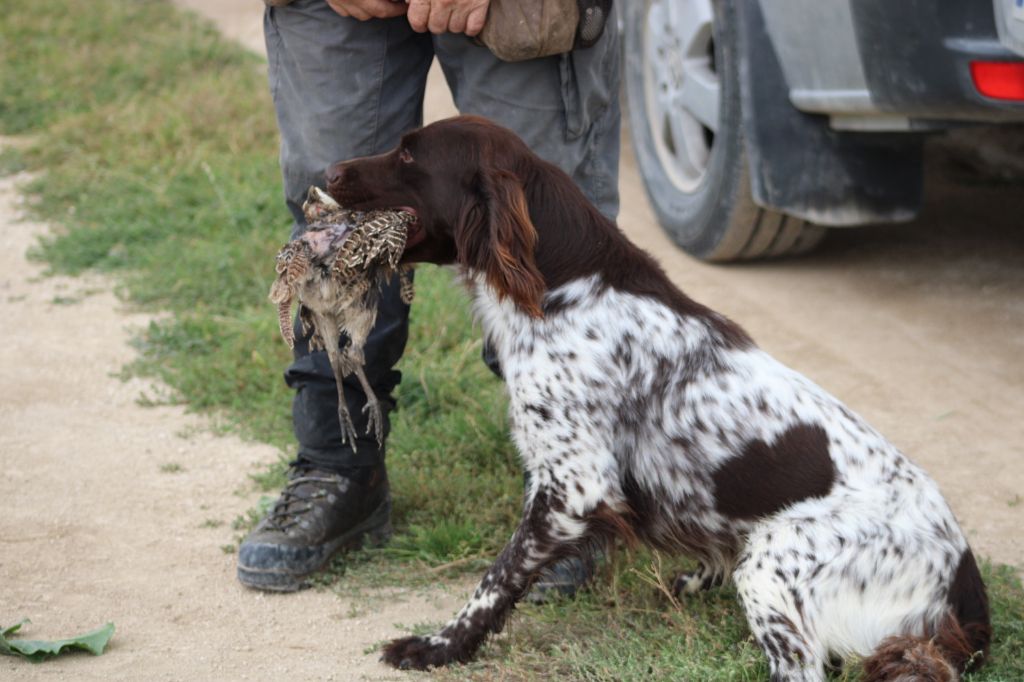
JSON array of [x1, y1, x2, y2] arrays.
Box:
[[621, 0, 1024, 260]]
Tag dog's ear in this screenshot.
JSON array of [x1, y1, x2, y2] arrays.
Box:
[[455, 167, 545, 318]]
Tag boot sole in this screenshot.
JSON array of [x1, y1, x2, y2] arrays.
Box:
[[237, 496, 392, 592]]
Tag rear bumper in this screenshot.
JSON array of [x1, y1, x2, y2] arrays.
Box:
[[850, 0, 1024, 122]]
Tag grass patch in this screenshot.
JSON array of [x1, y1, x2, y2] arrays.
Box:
[[0, 146, 28, 176], [5, 1, 1023, 679], [436, 555, 1024, 681]]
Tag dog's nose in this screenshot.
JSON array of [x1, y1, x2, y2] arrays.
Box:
[[325, 163, 352, 188]]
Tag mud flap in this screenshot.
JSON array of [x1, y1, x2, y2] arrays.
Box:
[[734, 0, 924, 226]]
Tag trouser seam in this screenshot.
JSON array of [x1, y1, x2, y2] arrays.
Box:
[[370, 20, 390, 155]]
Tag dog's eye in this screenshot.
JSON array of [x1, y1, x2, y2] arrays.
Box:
[[399, 148, 414, 164]]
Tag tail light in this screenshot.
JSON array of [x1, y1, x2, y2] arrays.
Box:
[[970, 61, 1024, 101]]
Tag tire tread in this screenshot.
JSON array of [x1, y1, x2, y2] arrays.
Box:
[[711, 203, 826, 262]]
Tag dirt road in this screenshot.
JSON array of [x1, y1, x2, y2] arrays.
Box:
[[3, 2, 1022, 680]]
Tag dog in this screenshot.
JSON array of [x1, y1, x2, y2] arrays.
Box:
[[325, 115, 990, 681]]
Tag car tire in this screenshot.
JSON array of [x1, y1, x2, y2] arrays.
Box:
[[622, 0, 825, 261]]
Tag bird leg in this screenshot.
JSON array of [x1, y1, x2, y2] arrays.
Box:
[[337, 304, 382, 447], [325, 345, 360, 452], [351, 364, 385, 447], [314, 311, 361, 451]]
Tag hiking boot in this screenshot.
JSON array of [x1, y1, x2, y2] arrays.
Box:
[[237, 464, 391, 591], [525, 554, 596, 604]]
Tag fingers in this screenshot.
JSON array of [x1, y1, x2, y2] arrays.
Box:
[[407, 0, 490, 35], [326, 0, 407, 21], [447, 7, 468, 34], [428, 4, 453, 34], [325, 0, 488, 35], [406, 0, 432, 32], [407, 0, 454, 34], [464, 4, 487, 36]]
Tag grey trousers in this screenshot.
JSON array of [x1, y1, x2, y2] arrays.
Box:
[[264, 0, 621, 470]]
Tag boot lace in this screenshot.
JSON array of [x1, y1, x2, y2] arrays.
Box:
[[262, 471, 337, 532]]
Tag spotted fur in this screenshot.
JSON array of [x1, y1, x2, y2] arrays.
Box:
[[324, 116, 990, 679]]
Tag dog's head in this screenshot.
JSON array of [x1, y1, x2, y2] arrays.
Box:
[[325, 115, 545, 318]]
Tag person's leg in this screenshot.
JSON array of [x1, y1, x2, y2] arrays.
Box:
[[434, 24, 622, 598], [433, 20, 621, 219], [238, 1, 433, 591], [271, 2, 433, 470]]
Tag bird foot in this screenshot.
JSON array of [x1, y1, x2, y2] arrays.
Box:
[[337, 405, 360, 453], [362, 399, 385, 447]]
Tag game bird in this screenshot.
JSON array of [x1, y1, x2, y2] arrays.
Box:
[[268, 186, 414, 450]]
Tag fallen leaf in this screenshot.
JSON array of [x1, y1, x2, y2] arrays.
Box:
[[0, 619, 115, 663]]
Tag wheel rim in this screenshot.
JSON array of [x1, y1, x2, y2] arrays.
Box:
[[642, 0, 720, 193]]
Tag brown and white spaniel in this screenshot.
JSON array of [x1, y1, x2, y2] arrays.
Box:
[[326, 116, 989, 681]]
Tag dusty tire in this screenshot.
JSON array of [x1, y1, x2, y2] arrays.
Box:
[[622, 0, 824, 261]]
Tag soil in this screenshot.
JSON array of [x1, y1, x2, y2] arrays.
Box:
[[3, 3, 1022, 680]]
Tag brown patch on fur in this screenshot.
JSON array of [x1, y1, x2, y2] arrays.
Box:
[[452, 164, 545, 318], [862, 610, 985, 682], [946, 548, 991, 669], [586, 501, 639, 549], [862, 633, 958, 682], [712, 423, 835, 520]]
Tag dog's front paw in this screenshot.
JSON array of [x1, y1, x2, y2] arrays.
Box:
[[381, 634, 457, 671]]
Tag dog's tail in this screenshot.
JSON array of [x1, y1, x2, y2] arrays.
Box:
[[862, 548, 991, 682]]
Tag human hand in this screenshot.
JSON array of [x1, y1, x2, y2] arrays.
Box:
[[406, 0, 490, 36], [325, 0, 408, 21]]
